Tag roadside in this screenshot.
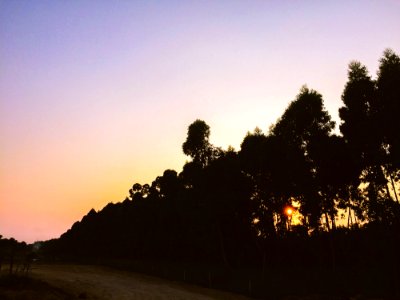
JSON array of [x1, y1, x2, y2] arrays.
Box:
[[30, 264, 253, 300]]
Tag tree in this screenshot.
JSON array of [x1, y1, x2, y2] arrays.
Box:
[[240, 129, 297, 236], [200, 150, 253, 266], [376, 49, 400, 202], [182, 119, 221, 167], [273, 86, 335, 152], [154, 169, 180, 199], [339, 61, 379, 167], [309, 134, 359, 230], [272, 86, 335, 230], [339, 56, 399, 224]]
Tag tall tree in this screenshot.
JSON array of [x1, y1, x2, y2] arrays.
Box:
[[339, 61, 379, 167], [376, 49, 400, 202], [339, 57, 398, 223], [182, 119, 220, 167], [272, 86, 335, 230], [239, 129, 276, 236], [240, 129, 306, 235]]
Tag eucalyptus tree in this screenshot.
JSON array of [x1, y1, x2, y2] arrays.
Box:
[[339, 56, 399, 224], [182, 119, 222, 167], [239, 128, 304, 235], [309, 134, 360, 229], [198, 149, 254, 266], [272, 86, 336, 231], [376, 49, 400, 202], [239, 129, 272, 235], [339, 61, 379, 167]]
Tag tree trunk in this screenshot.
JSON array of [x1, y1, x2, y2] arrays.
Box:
[[385, 182, 393, 201], [216, 222, 229, 267], [325, 212, 331, 232], [261, 250, 266, 280], [389, 172, 399, 203], [329, 235, 336, 271], [354, 213, 359, 227], [330, 212, 336, 231], [347, 207, 351, 228], [9, 254, 14, 275], [347, 207, 355, 228]]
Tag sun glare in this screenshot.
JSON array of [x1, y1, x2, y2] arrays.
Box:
[[285, 207, 293, 216]]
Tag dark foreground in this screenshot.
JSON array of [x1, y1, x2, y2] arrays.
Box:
[[0, 264, 252, 300], [1, 264, 397, 300]]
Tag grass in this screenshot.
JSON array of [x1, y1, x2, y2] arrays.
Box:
[[0, 273, 78, 300]]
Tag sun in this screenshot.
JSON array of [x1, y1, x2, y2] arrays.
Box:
[[285, 207, 293, 216]]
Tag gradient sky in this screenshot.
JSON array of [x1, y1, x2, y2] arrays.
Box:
[[1, 1, 399, 243]]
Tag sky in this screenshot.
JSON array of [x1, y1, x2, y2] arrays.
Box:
[[1, 1, 400, 243]]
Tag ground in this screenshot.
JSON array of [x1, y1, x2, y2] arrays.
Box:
[[1, 264, 253, 300]]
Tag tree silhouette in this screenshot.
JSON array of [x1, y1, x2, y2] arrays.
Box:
[[272, 86, 335, 231], [182, 119, 212, 166], [376, 49, 400, 203], [339, 61, 378, 166], [182, 119, 222, 167], [199, 150, 253, 266], [339, 54, 400, 224], [36, 48, 400, 299]]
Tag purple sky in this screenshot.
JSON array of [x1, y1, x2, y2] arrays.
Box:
[[1, 1, 400, 243]]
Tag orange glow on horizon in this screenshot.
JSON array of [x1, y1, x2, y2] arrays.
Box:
[[1, 1, 399, 244]]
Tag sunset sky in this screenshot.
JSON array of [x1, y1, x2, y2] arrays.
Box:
[[1, 1, 400, 243]]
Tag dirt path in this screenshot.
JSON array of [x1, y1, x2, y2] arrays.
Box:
[[31, 264, 252, 300]]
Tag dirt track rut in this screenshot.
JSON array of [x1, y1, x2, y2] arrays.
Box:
[[32, 264, 252, 300]]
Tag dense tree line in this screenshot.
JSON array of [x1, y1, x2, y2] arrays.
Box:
[[0, 235, 33, 275], [41, 50, 400, 297]]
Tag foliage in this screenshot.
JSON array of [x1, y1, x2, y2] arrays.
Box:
[[37, 49, 400, 298]]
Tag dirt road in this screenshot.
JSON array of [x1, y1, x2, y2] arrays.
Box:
[[31, 264, 252, 300]]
